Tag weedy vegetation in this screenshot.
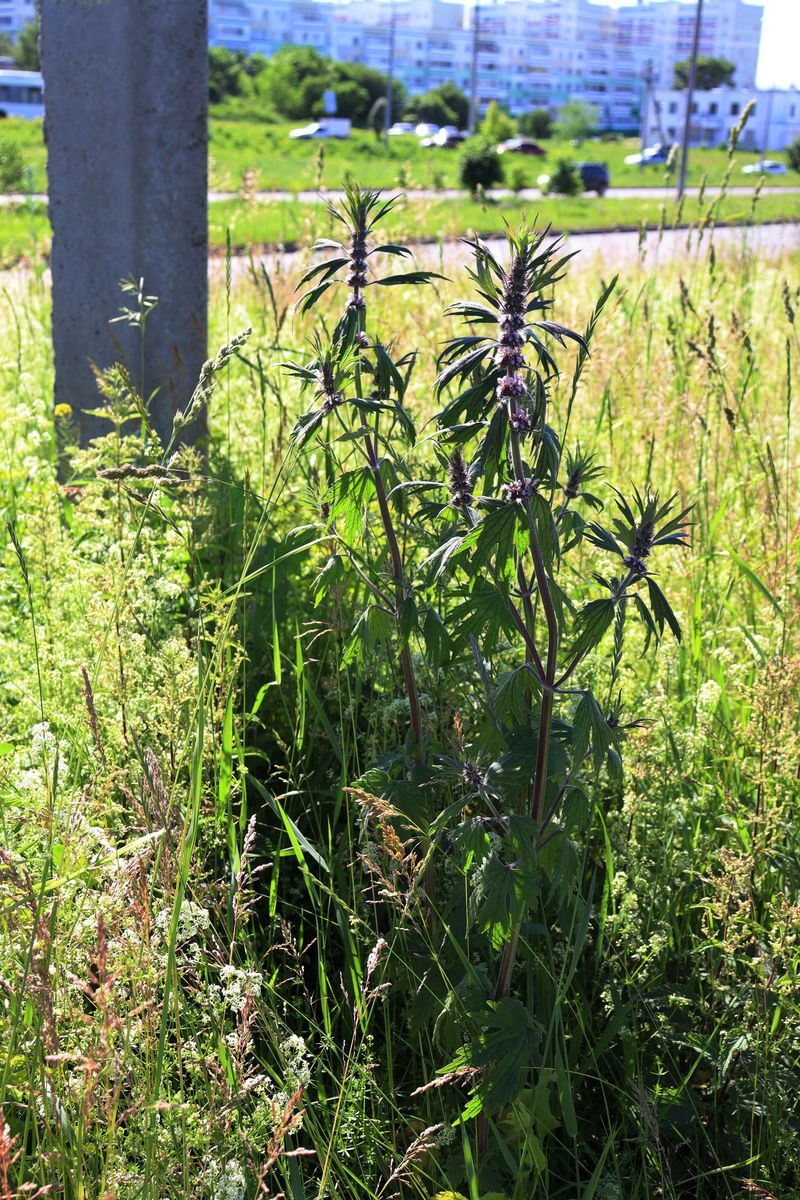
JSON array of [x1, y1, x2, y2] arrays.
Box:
[[0, 176, 798, 1200]]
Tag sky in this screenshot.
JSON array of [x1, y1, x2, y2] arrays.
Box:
[[755, 0, 800, 89]]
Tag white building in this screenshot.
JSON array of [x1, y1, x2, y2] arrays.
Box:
[[647, 85, 800, 150], [209, 0, 768, 131], [0, 0, 35, 38]]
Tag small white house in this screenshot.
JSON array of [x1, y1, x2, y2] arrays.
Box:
[[646, 86, 800, 151], [0, 69, 43, 119]]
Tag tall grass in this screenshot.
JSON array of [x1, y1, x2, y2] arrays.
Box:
[[0, 203, 798, 1200]]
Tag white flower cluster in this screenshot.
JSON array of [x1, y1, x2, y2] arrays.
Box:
[[219, 964, 263, 1014], [381, 693, 434, 722], [696, 679, 722, 717], [154, 899, 211, 945], [202, 1157, 247, 1200], [31, 721, 57, 763], [280, 1033, 311, 1090]]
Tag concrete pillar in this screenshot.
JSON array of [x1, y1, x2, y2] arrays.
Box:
[[41, 0, 208, 447]]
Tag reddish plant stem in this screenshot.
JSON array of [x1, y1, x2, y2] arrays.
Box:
[[351, 296, 424, 758], [367, 430, 424, 754]]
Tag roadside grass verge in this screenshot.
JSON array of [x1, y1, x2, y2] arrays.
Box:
[[0, 187, 799, 1199], [1, 192, 797, 264]]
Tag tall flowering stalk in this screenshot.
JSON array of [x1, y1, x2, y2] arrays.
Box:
[[431, 227, 689, 1153], [286, 181, 440, 755]]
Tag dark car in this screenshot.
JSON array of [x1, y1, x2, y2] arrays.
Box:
[[577, 162, 610, 195], [497, 138, 547, 157]]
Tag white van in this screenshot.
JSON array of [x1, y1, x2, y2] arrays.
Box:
[[289, 117, 351, 140]]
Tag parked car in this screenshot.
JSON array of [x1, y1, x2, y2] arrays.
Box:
[[387, 122, 415, 136], [624, 142, 676, 166], [421, 127, 468, 148], [289, 118, 351, 140], [577, 162, 611, 194], [415, 122, 440, 138], [497, 138, 546, 157], [741, 159, 788, 175]]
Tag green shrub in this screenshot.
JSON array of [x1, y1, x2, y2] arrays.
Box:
[[458, 139, 503, 194], [508, 163, 528, 195], [786, 136, 800, 173], [519, 107, 553, 139], [546, 158, 581, 196], [479, 100, 516, 144], [0, 138, 25, 192], [407, 82, 469, 128]]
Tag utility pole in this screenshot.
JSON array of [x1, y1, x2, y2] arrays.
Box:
[[468, 0, 480, 135], [676, 0, 703, 200], [42, 0, 208, 447], [761, 86, 775, 163], [384, 0, 396, 145], [639, 58, 654, 168]]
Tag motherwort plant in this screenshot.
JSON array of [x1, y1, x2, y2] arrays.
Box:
[[286, 179, 441, 755], [287, 189, 689, 1181], [429, 233, 689, 1157]]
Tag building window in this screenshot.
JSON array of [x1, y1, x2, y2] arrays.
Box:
[[709, 102, 717, 115], [669, 101, 677, 113], [730, 102, 740, 115]]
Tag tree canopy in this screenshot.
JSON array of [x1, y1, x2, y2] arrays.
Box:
[[208, 45, 406, 126], [518, 108, 553, 139], [13, 19, 39, 71], [554, 101, 598, 144], [480, 101, 516, 144], [673, 56, 735, 90], [406, 82, 469, 128]]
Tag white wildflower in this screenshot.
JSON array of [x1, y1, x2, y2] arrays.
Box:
[[203, 1158, 247, 1200], [219, 964, 263, 1013], [696, 679, 722, 716], [280, 1033, 311, 1090], [31, 721, 57, 763], [154, 899, 210, 944]]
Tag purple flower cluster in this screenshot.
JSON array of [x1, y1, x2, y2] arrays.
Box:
[[347, 228, 368, 310], [495, 252, 531, 419], [504, 476, 538, 502], [447, 448, 474, 512]]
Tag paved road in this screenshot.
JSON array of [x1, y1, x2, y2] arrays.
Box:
[[211, 184, 800, 204], [2, 184, 799, 206], [2, 221, 796, 293], [212, 220, 800, 285]]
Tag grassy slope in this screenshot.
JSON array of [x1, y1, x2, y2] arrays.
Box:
[[2, 114, 800, 195]]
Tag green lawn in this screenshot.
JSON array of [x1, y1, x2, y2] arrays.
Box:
[[210, 190, 799, 250], [1, 191, 796, 264], [1, 115, 799, 196]]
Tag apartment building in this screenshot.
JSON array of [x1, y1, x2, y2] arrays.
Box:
[[209, 0, 335, 53], [209, 0, 768, 132], [0, 0, 35, 37], [647, 85, 800, 149]]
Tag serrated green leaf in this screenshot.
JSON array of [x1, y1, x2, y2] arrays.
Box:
[[570, 598, 615, 659]]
